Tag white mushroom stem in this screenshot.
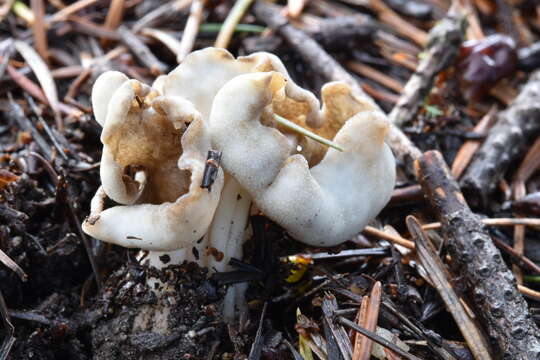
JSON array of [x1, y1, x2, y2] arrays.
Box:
[[143, 249, 188, 269], [205, 175, 252, 321]]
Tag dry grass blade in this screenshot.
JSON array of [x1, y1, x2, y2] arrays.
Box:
[[0, 248, 27, 282], [407, 215, 492, 360], [8, 92, 53, 159], [14, 40, 62, 130], [103, 0, 125, 32], [178, 0, 207, 63], [353, 282, 382, 360], [215, 0, 255, 49], [512, 212, 526, 284]]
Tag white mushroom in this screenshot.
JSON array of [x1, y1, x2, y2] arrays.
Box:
[[209, 71, 396, 247], [156, 47, 376, 270], [84, 48, 395, 323], [82, 71, 224, 270], [158, 47, 356, 319]]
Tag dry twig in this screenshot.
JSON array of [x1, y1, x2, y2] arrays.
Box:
[[461, 70, 540, 208], [389, 5, 465, 128], [416, 150, 540, 357]]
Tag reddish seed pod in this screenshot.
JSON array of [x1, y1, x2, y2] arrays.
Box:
[[457, 34, 517, 100]]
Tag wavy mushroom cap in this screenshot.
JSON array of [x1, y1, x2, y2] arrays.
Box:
[[162, 47, 328, 128], [83, 72, 224, 251], [209, 72, 396, 247], [161, 47, 378, 166]]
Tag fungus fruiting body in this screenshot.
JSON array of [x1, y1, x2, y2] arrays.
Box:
[[82, 71, 224, 271], [83, 47, 396, 323], [209, 71, 396, 247]]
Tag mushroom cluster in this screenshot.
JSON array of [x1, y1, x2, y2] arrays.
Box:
[[83, 47, 396, 319]]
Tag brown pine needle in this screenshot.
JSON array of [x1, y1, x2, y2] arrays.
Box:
[[49, 0, 99, 23], [451, 106, 497, 179], [518, 285, 540, 302], [102, 0, 125, 45], [348, 61, 404, 93], [354, 282, 382, 360], [31, 0, 48, 62], [422, 217, 540, 230], [363, 226, 415, 250]]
